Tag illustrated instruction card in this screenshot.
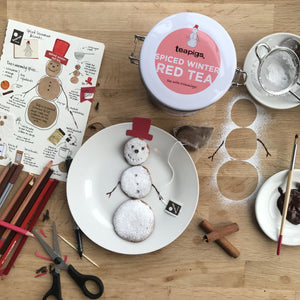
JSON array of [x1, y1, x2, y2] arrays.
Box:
[[0, 20, 105, 181]]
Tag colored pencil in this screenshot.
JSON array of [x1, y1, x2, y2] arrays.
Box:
[[0, 162, 11, 186], [0, 169, 53, 254], [277, 134, 298, 255], [0, 164, 17, 197], [2, 179, 58, 275], [0, 178, 54, 267], [0, 161, 52, 251], [0, 220, 34, 237], [0, 173, 33, 221], [0, 176, 34, 240], [1, 160, 52, 223], [0, 164, 23, 208]]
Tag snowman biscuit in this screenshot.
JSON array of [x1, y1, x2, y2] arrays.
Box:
[[113, 199, 155, 242], [120, 165, 152, 199], [123, 137, 150, 165]]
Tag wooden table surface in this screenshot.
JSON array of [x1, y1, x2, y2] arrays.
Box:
[[0, 1, 300, 299]]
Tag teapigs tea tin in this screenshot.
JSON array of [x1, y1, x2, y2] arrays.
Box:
[[130, 12, 245, 115]]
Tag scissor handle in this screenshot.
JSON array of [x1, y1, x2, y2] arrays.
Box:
[[67, 264, 104, 299], [43, 271, 63, 300]]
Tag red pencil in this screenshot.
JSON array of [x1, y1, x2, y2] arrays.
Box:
[[2, 179, 58, 275], [0, 161, 52, 249], [0, 178, 55, 268], [0, 169, 52, 254], [0, 220, 34, 237]]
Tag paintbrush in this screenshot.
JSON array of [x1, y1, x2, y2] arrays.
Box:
[[277, 134, 298, 255]]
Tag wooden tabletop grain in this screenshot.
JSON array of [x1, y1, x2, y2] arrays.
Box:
[[0, 1, 300, 299]]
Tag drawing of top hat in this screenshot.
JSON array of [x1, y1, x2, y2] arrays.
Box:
[[126, 117, 153, 141], [45, 39, 70, 65], [85, 77, 93, 85]]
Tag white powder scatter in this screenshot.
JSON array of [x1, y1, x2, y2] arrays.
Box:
[[211, 93, 271, 206]]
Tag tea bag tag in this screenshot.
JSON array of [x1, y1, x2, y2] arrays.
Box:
[[164, 200, 182, 217]]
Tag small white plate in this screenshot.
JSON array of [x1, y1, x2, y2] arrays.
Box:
[[67, 123, 199, 254], [244, 32, 300, 110], [255, 169, 300, 245]]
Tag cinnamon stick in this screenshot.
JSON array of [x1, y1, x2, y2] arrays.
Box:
[[199, 219, 240, 258], [203, 223, 239, 243]]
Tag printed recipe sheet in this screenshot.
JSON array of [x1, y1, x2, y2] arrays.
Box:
[[0, 20, 105, 181]]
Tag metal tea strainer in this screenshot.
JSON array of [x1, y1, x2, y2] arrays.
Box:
[[255, 42, 300, 101]]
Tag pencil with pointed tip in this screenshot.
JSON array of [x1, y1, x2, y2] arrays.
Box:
[[0, 220, 34, 238], [0, 177, 54, 268], [2, 179, 58, 275], [0, 161, 52, 252], [277, 134, 298, 255]]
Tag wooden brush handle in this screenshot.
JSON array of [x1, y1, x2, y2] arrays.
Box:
[[279, 170, 294, 235]]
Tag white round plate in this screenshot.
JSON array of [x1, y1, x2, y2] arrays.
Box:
[[67, 123, 199, 254], [244, 32, 300, 109], [255, 169, 300, 245]]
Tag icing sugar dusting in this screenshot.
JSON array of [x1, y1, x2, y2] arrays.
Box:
[[113, 199, 154, 242], [120, 166, 152, 199], [212, 93, 271, 206]]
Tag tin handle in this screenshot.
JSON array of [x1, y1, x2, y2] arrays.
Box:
[[129, 35, 146, 65], [231, 67, 247, 87], [255, 43, 271, 63]]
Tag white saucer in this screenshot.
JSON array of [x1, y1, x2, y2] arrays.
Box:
[[244, 32, 300, 109], [255, 169, 300, 245]]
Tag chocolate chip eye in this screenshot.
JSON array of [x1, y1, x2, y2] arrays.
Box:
[[131, 145, 134, 149], [135, 174, 138, 177], [141, 147, 145, 150]]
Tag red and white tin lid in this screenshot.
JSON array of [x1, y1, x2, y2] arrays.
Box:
[[139, 12, 237, 113]]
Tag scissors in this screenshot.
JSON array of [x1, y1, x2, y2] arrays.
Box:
[[32, 222, 104, 300]]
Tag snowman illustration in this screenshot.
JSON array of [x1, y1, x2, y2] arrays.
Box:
[[187, 25, 199, 48], [24, 40, 33, 57], [24, 39, 71, 129]]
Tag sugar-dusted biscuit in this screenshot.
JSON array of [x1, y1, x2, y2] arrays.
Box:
[[120, 166, 152, 199], [113, 199, 155, 242], [123, 137, 150, 165]]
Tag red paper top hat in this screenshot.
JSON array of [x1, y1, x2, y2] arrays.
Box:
[[126, 117, 153, 141], [45, 39, 70, 65]]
